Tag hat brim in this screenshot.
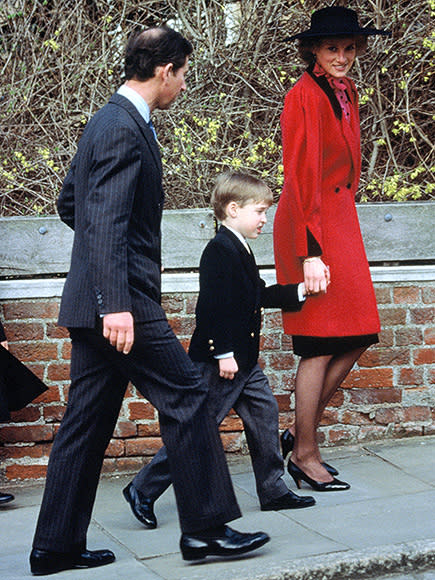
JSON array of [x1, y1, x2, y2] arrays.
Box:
[[284, 28, 391, 42]]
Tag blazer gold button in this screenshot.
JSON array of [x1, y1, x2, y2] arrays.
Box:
[[250, 332, 255, 338], [208, 339, 214, 344], [209, 346, 215, 351]]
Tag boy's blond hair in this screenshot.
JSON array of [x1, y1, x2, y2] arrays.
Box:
[[211, 172, 273, 221]]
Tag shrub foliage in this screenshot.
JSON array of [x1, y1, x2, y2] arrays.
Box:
[[0, 0, 434, 215]]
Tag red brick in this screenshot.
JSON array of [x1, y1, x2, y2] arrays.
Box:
[[263, 311, 283, 330], [358, 348, 409, 367], [0, 424, 53, 443], [137, 424, 161, 437], [3, 322, 44, 341], [220, 432, 243, 452], [343, 367, 393, 389], [410, 307, 435, 325], [341, 410, 374, 425], [3, 443, 51, 459], [268, 352, 297, 371], [105, 439, 125, 457], [37, 385, 61, 404], [374, 286, 392, 304], [46, 323, 70, 339], [281, 334, 293, 351], [349, 388, 401, 405], [26, 363, 45, 380], [395, 327, 423, 346], [403, 406, 431, 423], [161, 295, 184, 314], [275, 393, 291, 411], [185, 295, 197, 315], [260, 333, 281, 351], [9, 407, 41, 423], [168, 316, 195, 337], [375, 407, 402, 424], [2, 301, 59, 320], [9, 342, 58, 362], [328, 390, 345, 407], [47, 363, 70, 381], [127, 401, 156, 421], [358, 425, 388, 440], [398, 367, 424, 385], [43, 405, 66, 422], [61, 342, 72, 359], [422, 286, 435, 304], [328, 429, 355, 445], [113, 420, 137, 438], [378, 329, 394, 347], [424, 327, 435, 345], [319, 409, 339, 425], [5, 464, 48, 480], [125, 437, 163, 456], [413, 348, 435, 365], [379, 307, 407, 326], [220, 416, 243, 431], [393, 287, 420, 304]]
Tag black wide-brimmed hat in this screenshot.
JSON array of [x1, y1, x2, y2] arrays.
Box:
[[286, 6, 391, 41]]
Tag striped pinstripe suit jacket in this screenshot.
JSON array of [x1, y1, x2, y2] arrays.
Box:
[[57, 93, 165, 327]]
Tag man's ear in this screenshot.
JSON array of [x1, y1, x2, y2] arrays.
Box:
[[161, 62, 174, 82]]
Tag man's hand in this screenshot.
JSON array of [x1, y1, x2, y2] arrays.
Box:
[[103, 312, 134, 354], [218, 357, 239, 380], [1, 340, 8, 350], [303, 257, 330, 294]]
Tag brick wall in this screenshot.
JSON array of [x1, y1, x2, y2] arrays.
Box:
[[0, 281, 434, 483]]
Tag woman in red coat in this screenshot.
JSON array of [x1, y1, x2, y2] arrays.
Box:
[[274, 7, 390, 491]]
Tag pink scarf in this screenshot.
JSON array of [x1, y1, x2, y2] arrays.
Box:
[[313, 63, 351, 122]]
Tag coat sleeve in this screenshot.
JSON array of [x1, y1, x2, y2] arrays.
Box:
[[261, 281, 303, 312], [57, 156, 77, 230], [281, 79, 324, 257]]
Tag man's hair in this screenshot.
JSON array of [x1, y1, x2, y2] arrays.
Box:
[[124, 26, 193, 81], [211, 172, 273, 222]]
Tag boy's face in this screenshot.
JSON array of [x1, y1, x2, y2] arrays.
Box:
[[230, 200, 269, 239]]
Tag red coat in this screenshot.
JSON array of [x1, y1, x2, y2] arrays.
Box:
[[273, 70, 380, 337]]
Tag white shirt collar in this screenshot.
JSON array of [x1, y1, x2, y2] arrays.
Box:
[[117, 84, 151, 124], [224, 225, 250, 253]]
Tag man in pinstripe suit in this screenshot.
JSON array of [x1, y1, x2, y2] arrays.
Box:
[[30, 27, 269, 576]]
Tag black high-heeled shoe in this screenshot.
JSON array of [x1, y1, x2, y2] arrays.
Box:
[[281, 429, 339, 476], [288, 460, 350, 492], [280, 429, 295, 460]]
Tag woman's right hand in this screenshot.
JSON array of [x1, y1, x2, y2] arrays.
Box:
[[303, 257, 330, 294]]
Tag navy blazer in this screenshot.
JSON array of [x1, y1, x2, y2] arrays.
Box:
[[188, 226, 303, 371], [57, 93, 165, 327]]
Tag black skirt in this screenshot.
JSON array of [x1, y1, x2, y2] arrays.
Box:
[[292, 334, 379, 359]]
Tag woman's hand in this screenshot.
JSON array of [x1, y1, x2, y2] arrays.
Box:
[[303, 257, 330, 294]]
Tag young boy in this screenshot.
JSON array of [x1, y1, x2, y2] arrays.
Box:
[[123, 172, 315, 528]]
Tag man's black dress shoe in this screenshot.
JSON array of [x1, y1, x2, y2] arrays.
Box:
[[180, 525, 270, 561], [261, 490, 315, 511], [0, 492, 14, 504], [29, 548, 115, 575], [123, 482, 157, 529]]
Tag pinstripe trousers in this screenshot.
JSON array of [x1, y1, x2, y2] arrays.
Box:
[[32, 319, 241, 553], [132, 363, 289, 505]]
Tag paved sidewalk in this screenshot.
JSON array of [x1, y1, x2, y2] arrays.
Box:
[[1, 436, 434, 579]]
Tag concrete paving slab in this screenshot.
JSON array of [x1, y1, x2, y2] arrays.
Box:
[[1, 437, 434, 580], [364, 438, 435, 485]]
